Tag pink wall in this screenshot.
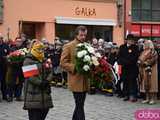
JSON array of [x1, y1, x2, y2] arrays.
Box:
[[125, 0, 132, 23], [0, 0, 123, 44], [125, 0, 132, 35]]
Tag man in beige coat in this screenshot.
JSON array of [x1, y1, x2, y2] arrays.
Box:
[[60, 26, 89, 120]]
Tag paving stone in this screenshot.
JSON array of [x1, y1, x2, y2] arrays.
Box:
[[0, 87, 159, 120]]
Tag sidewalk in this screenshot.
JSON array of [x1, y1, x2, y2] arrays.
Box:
[[0, 87, 159, 120]]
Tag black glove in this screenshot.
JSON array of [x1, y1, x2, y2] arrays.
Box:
[[40, 80, 50, 89]]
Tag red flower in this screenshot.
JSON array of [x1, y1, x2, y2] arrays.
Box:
[[8, 50, 25, 63], [92, 56, 112, 82]]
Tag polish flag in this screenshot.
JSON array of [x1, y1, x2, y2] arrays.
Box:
[[22, 64, 39, 78], [118, 65, 122, 75]]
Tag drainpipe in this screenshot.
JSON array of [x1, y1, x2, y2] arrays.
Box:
[[124, 0, 126, 41]]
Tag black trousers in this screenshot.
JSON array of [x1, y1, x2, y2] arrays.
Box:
[[0, 65, 7, 99], [123, 75, 138, 98], [28, 109, 49, 120], [72, 92, 86, 120], [7, 68, 23, 98]]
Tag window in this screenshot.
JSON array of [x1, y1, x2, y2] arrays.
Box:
[[152, 0, 160, 10], [132, 0, 160, 22], [152, 0, 160, 21], [132, 0, 140, 9], [141, 0, 151, 10]]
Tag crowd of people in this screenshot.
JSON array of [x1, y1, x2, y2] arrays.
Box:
[[0, 34, 64, 102], [89, 34, 160, 105], [0, 26, 160, 120]]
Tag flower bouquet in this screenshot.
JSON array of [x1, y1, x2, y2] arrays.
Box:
[[7, 48, 29, 64], [75, 42, 100, 76], [75, 42, 102, 94], [92, 56, 113, 90]]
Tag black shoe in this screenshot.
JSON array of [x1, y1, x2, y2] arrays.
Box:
[[130, 98, 137, 102], [7, 97, 13, 102], [15, 97, 23, 101], [117, 94, 124, 98], [123, 97, 129, 101], [117, 94, 121, 97], [2, 96, 7, 101], [120, 95, 125, 98]]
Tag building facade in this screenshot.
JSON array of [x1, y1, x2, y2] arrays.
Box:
[[125, 0, 160, 41], [0, 0, 124, 44]]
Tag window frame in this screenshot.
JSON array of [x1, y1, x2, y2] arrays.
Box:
[[132, 0, 160, 22]]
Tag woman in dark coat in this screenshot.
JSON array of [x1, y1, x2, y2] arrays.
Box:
[[23, 41, 53, 120]]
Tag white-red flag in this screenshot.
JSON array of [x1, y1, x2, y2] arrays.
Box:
[[22, 64, 39, 78]]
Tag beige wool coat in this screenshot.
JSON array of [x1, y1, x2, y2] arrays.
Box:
[[138, 50, 158, 93], [60, 39, 89, 92]]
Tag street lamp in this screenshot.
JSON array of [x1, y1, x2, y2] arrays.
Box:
[[7, 27, 10, 40]]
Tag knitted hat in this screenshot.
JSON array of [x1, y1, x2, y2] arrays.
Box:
[[30, 41, 45, 62]]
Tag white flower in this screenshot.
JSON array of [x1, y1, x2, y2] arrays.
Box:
[[21, 52, 25, 56], [86, 46, 95, 54], [23, 48, 29, 53], [77, 51, 84, 58], [95, 52, 102, 58], [77, 43, 83, 47], [81, 50, 87, 55], [83, 65, 90, 71], [19, 48, 29, 54], [84, 42, 90, 46], [83, 55, 91, 62], [77, 50, 87, 58], [92, 56, 99, 66]]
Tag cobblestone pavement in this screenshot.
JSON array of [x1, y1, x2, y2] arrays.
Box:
[[0, 87, 159, 120]]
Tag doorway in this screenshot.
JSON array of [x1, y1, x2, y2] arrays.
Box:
[[20, 21, 45, 40]]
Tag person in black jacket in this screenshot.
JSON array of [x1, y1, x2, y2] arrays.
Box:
[[0, 36, 10, 101], [118, 34, 139, 102], [6, 38, 25, 102]]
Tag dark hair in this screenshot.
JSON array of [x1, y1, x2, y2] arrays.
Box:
[[126, 34, 135, 40], [74, 26, 87, 37]]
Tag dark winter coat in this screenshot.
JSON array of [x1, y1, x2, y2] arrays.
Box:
[[23, 55, 53, 110], [118, 44, 139, 79]]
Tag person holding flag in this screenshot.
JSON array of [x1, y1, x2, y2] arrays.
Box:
[[22, 40, 53, 120]]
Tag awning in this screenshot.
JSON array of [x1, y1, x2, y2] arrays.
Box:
[[55, 16, 117, 26]]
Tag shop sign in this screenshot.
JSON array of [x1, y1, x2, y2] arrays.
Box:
[[152, 25, 160, 37], [141, 25, 151, 37], [131, 24, 140, 36], [75, 7, 96, 17]]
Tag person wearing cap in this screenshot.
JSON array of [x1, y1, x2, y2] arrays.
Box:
[[117, 34, 139, 102], [23, 40, 53, 120], [91, 38, 98, 50], [108, 43, 119, 65], [52, 37, 64, 87], [103, 42, 112, 58], [137, 38, 145, 52], [97, 38, 105, 56]]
